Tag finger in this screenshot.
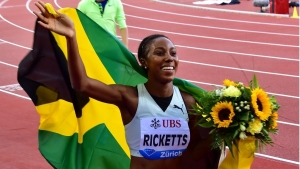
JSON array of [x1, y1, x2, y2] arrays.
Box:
[[37, 20, 50, 30], [35, 1, 50, 17], [38, 0, 51, 15], [33, 10, 49, 24], [38, 0, 46, 6], [35, 2, 45, 13], [35, 3, 46, 13], [37, 1, 46, 8]]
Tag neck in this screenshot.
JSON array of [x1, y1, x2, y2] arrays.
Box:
[[144, 81, 173, 97]]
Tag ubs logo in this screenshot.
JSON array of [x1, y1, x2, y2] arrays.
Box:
[[162, 120, 181, 128], [150, 118, 161, 129]]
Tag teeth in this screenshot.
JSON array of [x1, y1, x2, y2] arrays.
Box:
[[162, 67, 174, 70]]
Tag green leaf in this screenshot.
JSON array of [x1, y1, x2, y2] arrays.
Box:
[[233, 129, 239, 138], [242, 88, 251, 100], [209, 128, 217, 134], [225, 139, 235, 158], [261, 129, 269, 136], [269, 95, 281, 112], [199, 121, 214, 128], [240, 112, 250, 121], [269, 95, 276, 103], [229, 122, 239, 127], [253, 74, 259, 88], [198, 117, 207, 123], [249, 80, 253, 89]]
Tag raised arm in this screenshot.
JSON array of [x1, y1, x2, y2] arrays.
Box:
[[33, 1, 126, 106]]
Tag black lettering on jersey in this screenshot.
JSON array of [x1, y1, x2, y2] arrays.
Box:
[[143, 134, 150, 146], [153, 134, 159, 147], [165, 134, 171, 146], [177, 134, 182, 146], [159, 135, 165, 146], [171, 134, 177, 146], [182, 134, 188, 145]]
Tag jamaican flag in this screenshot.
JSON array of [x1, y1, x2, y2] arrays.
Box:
[[17, 8, 205, 169]]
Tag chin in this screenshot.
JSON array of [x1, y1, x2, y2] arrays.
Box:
[[160, 76, 175, 84]]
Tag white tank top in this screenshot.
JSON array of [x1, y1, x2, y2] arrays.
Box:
[[125, 84, 190, 159]]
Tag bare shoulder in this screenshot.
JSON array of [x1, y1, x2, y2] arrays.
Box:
[[180, 90, 196, 109], [180, 90, 198, 127]]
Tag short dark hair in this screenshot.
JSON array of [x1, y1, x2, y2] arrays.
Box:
[[137, 34, 170, 61]]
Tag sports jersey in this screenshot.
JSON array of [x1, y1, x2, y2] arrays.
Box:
[[125, 84, 190, 160]]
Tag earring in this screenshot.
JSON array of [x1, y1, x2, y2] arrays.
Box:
[[144, 66, 147, 69]]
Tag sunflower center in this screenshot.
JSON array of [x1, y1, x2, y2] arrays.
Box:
[[218, 109, 231, 121], [257, 99, 263, 111]]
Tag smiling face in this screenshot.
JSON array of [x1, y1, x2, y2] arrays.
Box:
[[141, 37, 179, 84]]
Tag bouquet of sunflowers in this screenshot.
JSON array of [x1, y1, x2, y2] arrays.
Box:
[[193, 75, 280, 157]]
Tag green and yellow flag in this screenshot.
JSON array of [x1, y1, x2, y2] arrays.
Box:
[[17, 8, 205, 169]]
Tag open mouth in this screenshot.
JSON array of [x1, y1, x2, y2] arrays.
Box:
[[161, 66, 175, 70]]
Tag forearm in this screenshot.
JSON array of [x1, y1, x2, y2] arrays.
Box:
[[65, 33, 124, 104], [119, 28, 128, 48], [66, 33, 88, 91], [188, 113, 216, 160], [192, 136, 215, 158]]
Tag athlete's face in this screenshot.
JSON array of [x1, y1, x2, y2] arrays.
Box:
[[143, 37, 179, 83]]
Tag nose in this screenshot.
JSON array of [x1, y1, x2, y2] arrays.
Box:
[[164, 52, 173, 62]]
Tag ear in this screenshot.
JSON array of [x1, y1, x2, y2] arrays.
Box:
[[140, 58, 147, 67]]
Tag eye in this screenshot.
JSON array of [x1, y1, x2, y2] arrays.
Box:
[[155, 51, 164, 56], [171, 51, 177, 57]]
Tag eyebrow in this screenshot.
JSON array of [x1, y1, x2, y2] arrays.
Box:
[[154, 46, 176, 50]]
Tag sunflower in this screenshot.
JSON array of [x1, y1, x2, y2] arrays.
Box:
[[269, 112, 278, 129], [210, 101, 235, 128], [223, 79, 236, 87], [251, 88, 271, 121]]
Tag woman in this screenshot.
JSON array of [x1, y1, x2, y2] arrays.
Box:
[[33, 1, 220, 168]]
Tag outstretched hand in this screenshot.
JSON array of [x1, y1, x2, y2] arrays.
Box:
[[33, 1, 75, 38]]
